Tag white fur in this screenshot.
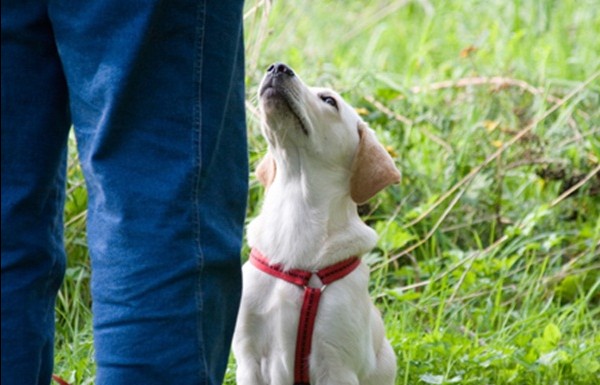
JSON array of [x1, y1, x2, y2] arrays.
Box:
[[233, 65, 397, 385]]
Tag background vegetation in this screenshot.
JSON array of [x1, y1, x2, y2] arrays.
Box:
[[55, 0, 599, 384]]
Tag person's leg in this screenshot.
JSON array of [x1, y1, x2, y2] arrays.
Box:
[[51, 1, 248, 384], [1, 1, 70, 384]]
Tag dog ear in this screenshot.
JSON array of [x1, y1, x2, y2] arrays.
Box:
[[350, 122, 401, 204], [256, 151, 277, 189]]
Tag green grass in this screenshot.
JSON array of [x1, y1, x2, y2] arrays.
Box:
[[55, 0, 599, 384]]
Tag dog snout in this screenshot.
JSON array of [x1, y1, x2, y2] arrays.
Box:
[[267, 62, 295, 77]]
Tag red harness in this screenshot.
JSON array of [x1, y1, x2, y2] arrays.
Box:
[[249, 248, 361, 385]]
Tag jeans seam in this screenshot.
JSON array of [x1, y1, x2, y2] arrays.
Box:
[[192, 0, 208, 383], [199, 25, 245, 188]]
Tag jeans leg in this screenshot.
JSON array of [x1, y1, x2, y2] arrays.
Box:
[[50, 1, 247, 384], [1, 1, 70, 384]]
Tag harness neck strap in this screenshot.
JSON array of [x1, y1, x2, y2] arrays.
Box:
[[250, 248, 361, 385]]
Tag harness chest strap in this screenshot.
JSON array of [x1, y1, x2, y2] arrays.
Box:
[[249, 248, 361, 385]]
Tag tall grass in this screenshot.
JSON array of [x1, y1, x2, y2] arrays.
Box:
[[56, 1, 599, 384]]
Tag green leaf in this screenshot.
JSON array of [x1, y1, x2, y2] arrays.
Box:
[[532, 337, 552, 354], [387, 289, 422, 301], [375, 220, 416, 251], [572, 354, 600, 376], [543, 323, 561, 346]]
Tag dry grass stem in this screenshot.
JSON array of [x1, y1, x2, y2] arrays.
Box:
[[410, 76, 563, 105]]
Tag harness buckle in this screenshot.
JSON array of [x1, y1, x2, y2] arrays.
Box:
[[306, 273, 327, 292]]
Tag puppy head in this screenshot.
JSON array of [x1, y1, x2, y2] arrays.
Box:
[[257, 63, 400, 203], [258, 63, 360, 161]]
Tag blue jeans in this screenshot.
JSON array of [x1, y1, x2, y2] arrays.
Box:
[[1, 0, 248, 384]]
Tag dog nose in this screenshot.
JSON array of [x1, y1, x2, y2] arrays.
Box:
[[267, 62, 295, 77]]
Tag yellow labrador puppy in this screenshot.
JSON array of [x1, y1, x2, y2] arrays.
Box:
[[233, 63, 399, 385]]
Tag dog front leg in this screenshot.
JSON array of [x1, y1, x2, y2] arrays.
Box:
[[235, 357, 265, 385], [314, 371, 359, 385], [233, 328, 267, 385], [362, 340, 396, 385], [233, 313, 267, 385]]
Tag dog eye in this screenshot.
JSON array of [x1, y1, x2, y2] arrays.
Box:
[[320, 95, 338, 109]]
